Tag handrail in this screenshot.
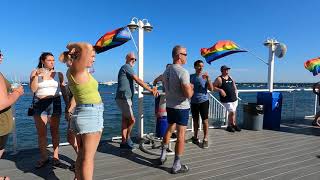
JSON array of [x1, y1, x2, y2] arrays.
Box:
[[238, 88, 312, 93]]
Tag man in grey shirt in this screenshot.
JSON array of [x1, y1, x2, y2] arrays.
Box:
[[159, 45, 193, 174], [115, 52, 158, 150]]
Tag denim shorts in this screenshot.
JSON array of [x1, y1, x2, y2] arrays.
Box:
[[33, 96, 62, 117], [166, 108, 190, 126], [71, 103, 104, 134]]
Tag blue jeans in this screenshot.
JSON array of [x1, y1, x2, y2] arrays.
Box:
[[71, 103, 104, 134]]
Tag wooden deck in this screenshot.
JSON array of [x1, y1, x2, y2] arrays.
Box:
[[1, 118, 320, 180]]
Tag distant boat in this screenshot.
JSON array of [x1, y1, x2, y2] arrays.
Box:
[[99, 81, 118, 86]]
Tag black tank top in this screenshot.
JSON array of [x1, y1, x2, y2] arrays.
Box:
[[219, 75, 237, 103]]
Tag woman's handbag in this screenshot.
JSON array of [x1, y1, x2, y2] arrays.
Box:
[[27, 94, 35, 116]]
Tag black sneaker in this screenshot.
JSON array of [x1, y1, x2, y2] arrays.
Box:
[[171, 164, 189, 174], [186, 136, 199, 145], [226, 126, 235, 132], [233, 125, 242, 132], [120, 143, 136, 150]]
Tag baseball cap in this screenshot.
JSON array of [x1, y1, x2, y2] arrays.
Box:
[[220, 65, 231, 71]]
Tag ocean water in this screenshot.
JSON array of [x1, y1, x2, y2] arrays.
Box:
[[5, 83, 318, 151]]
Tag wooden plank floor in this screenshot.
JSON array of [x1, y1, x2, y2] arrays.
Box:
[[1, 118, 320, 180]]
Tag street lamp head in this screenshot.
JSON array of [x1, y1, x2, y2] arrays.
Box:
[[143, 22, 153, 32], [127, 20, 138, 32]]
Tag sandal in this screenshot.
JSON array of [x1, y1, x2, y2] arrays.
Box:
[[69, 164, 75, 172], [52, 158, 61, 167], [0, 176, 10, 180], [35, 159, 49, 169], [312, 120, 320, 126]]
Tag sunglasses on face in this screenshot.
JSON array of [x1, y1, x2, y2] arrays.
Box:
[[180, 53, 187, 57], [131, 58, 137, 62]]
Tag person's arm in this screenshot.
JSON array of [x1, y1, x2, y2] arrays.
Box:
[[30, 69, 39, 93], [212, 77, 226, 97], [153, 75, 163, 86], [58, 72, 68, 105], [181, 83, 193, 98], [65, 96, 76, 121], [132, 75, 158, 96], [204, 73, 213, 91], [230, 76, 238, 98], [180, 71, 193, 98], [68, 43, 92, 73], [0, 75, 24, 110]]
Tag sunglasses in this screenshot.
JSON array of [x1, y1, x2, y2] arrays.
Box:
[[180, 53, 187, 57], [131, 58, 137, 62]]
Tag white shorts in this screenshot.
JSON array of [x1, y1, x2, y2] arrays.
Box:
[[222, 100, 238, 112]]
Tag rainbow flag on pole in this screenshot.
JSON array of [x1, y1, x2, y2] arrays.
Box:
[[304, 57, 320, 76], [94, 27, 131, 54], [201, 40, 247, 64]]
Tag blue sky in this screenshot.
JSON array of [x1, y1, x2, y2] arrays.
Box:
[[0, 0, 319, 83]]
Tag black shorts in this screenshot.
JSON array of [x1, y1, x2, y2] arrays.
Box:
[[166, 108, 190, 126], [191, 100, 209, 122], [33, 96, 62, 116]]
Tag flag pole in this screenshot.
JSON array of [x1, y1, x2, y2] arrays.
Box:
[[127, 27, 138, 52], [237, 44, 269, 65]]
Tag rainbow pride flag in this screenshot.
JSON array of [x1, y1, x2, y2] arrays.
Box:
[[304, 57, 320, 76], [94, 27, 131, 54], [201, 40, 247, 64]]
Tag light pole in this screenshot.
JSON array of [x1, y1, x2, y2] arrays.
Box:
[[264, 39, 279, 92], [127, 17, 153, 139]]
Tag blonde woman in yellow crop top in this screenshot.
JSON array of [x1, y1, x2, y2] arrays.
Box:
[[60, 42, 103, 180], [0, 50, 24, 160]]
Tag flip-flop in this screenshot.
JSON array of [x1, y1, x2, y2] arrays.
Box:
[[35, 159, 49, 169]]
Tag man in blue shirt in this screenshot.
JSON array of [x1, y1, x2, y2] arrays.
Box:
[[115, 52, 158, 150], [188, 60, 213, 148]]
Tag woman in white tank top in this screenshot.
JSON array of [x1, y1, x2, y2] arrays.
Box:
[[29, 52, 68, 168]]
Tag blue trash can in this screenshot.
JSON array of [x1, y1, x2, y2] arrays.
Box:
[[155, 95, 168, 137], [257, 92, 283, 130]]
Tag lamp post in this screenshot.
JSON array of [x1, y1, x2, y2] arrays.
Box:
[[127, 17, 153, 139], [264, 39, 279, 92]]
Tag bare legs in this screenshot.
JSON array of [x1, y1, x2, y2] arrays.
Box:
[[75, 132, 101, 180], [121, 114, 135, 144], [34, 115, 60, 164]]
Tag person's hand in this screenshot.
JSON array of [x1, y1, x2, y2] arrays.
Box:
[[66, 111, 73, 122], [219, 89, 227, 97], [35, 68, 50, 77], [12, 85, 24, 96], [152, 88, 159, 97], [202, 72, 209, 80], [190, 83, 194, 89]]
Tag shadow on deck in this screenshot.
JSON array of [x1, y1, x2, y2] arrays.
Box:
[[1, 118, 320, 180]]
